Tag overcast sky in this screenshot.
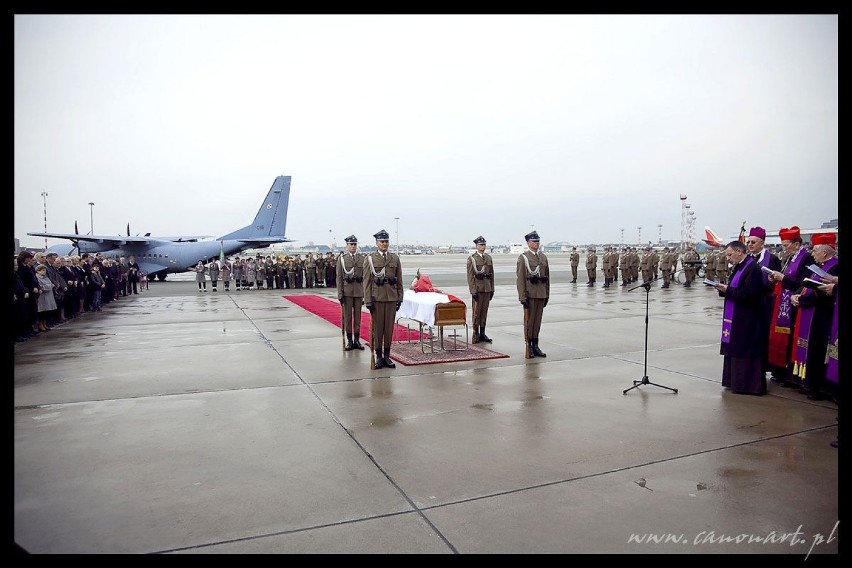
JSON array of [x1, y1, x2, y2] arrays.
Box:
[[14, 14, 837, 250]]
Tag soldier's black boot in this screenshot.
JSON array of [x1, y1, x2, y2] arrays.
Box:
[[383, 348, 396, 368], [570, 278, 576, 284], [480, 326, 492, 343], [353, 333, 364, 350], [531, 339, 546, 358], [345, 333, 354, 351]]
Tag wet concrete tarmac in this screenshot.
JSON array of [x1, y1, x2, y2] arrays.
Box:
[[13, 255, 839, 554]]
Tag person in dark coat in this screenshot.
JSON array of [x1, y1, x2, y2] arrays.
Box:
[[16, 251, 40, 335], [710, 240, 766, 395]]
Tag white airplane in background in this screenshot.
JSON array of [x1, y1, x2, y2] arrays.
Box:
[[28, 175, 294, 281]]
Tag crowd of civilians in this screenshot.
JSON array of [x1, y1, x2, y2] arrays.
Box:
[[14, 250, 145, 342]]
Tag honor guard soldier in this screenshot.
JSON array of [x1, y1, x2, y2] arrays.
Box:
[[516, 230, 550, 358], [640, 246, 653, 283], [682, 245, 700, 286], [659, 247, 673, 288], [569, 246, 580, 283], [601, 246, 612, 288], [619, 247, 630, 286], [467, 236, 494, 344], [364, 229, 404, 369], [338, 235, 366, 351], [585, 246, 597, 286]]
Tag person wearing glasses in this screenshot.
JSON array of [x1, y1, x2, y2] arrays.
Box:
[[790, 233, 839, 400]]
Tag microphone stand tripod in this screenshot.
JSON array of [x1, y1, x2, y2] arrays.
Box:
[[623, 273, 679, 395]]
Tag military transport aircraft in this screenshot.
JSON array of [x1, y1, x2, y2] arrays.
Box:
[[27, 175, 293, 281]]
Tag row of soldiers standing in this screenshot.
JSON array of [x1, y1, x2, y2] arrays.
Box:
[[571, 245, 704, 288], [204, 253, 340, 291]]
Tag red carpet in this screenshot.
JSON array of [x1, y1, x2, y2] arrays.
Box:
[[283, 294, 510, 365], [283, 294, 425, 342]]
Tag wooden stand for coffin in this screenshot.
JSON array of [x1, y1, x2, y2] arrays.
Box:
[[396, 301, 468, 353]]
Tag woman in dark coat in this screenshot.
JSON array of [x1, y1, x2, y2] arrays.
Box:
[[710, 240, 766, 395], [16, 251, 40, 335]]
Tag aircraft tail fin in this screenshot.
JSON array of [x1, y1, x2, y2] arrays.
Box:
[[219, 176, 291, 241], [702, 226, 724, 248]]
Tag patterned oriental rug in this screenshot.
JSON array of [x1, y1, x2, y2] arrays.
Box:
[[283, 295, 510, 366]]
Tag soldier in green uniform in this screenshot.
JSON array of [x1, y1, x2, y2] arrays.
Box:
[[714, 247, 729, 285], [601, 246, 612, 288], [682, 245, 700, 286], [585, 246, 597, 287], [640, 246, 653, 283], [629, 247, 640, 283], [467, 236, 494, 344], [659, 247, 673, 288], [364, 229, 404, 369], [516, 230, 550, 358], [619, 247, 630, 286], [704, 249, 717, 283], [609, 246, 620, 288], [305, 253, 317, 288], [337, 235, 365, 351], [570, 246, 580, 284]]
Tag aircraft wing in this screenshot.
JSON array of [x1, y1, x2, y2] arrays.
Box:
[[155, 235, 213, 242], [26, 231, 161, 246], [235, 237, 294, 244]]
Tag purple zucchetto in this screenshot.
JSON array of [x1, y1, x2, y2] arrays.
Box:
[[748, 226, 766, 240]]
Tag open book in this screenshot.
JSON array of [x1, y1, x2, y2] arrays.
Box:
[[807, 264, 831, 279], [760, 265, 775, 276], [802, 278, 825, 290], [703, 278, 719, 287]]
